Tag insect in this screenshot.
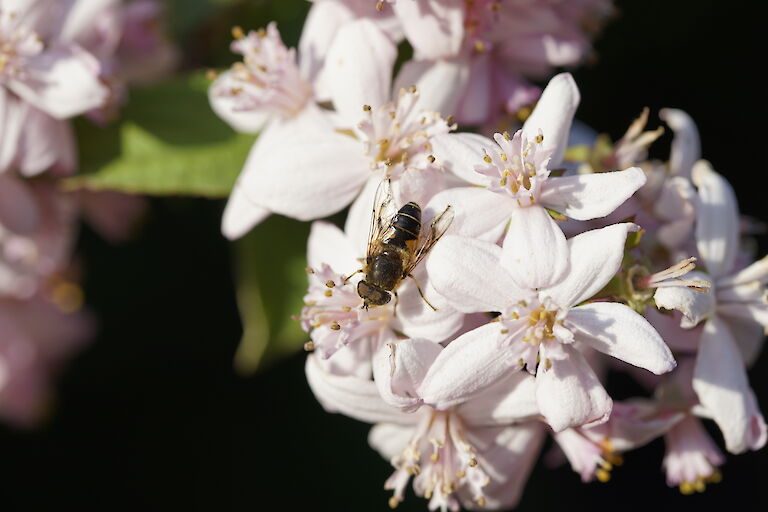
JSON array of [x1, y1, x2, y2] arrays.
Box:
[[347, 179, 454, 310]]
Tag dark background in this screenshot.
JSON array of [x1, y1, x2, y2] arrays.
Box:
[[2, 0, 766, 510]]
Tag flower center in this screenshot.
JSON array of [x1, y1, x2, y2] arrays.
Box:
[[211, 22, 312, 118], [386, 410, 489, 510], [300, 264, 392, 359], [476, 130, 551, 206], [0, 11, 43, 83], [358, 87, 454, 178]]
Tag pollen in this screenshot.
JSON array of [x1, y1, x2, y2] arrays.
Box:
[[304, 341, 315, 351], [324, 289, 333, 297], [483, 154, 493, 163], [330, 322, 341, 331], [231, 26, 245, 39], [325, 280, 336, 288]]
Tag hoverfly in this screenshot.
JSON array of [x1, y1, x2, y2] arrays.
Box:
[[347, 179, 454, 310]]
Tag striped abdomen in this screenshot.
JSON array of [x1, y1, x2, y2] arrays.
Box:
[[387, 202, 421, 249]]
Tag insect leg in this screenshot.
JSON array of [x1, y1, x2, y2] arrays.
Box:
[[343, 269, 363, 284], [408, 274, 438, 311], [393, 291, 399, 316]]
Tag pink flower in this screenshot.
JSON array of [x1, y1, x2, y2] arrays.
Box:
[[653, 161, 768, 454], [306, 339, 544, 510], [663, 415, 725, 494], [300, 221, 463, 365], [0, 0, 110, 176], [427, 74, 646, 288], [419, 222, 676, 431], [384, 0, 612, 125], [0, 293, 91, 426]]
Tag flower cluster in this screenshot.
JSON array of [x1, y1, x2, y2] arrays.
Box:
[[210, 3, 766, 510], [0, 0, 173, 426]]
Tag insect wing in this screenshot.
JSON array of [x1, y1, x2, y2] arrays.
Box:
[[404, 205, 454, 275], [366, 178, 398, 261]]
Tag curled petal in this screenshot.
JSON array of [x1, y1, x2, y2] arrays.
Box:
[[419, 323, 531, 410], [373, 338, 442, 412], [536, 343, 613, 432], [568, 302, 676, 375], [660, 108, 700, 179], [305, 354, 415, 425], [654, 272, 716, 329], [539, 167, 646, 221], [368, 423, 415, 461], [692, 161, 739, 279], [208, 70, 271, 134], [693, 316, 767, 454], [546, 223, 639, 308]]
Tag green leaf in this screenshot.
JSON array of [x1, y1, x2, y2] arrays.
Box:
[[233, 215, 311, 374], [65, 73, 255, 198]]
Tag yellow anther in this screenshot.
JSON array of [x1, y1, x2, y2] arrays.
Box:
[[535, 134, 544, 143], [679, 482, 695, 495], [544, 358, 552, 370], [483, 154, 492, 163], [427, 155, 436, 163], [456, 470, 466, 478], [257, 27, 267, 38], [468, 458, 478, 467], [363, 104, 372, 112], [596, 469, 611, 482], [231, 26, 245, 39], [342, 306, 352, 312], [325, 280, 336, 288], [500, 152, 508, 162], [476, 496, 486, 507], [330, 322, 341, 331], [205, 69, 218, 80], [474, 40, 486, 52], [304, 341, 315, 351], [503, 131, 511, 141], [517, 358, 524, 367], [376, 0, 385, 11], [304, 300, 317, 307], [500, 328, 509, 334], [305, 267, 315, 274], [324, 289, 333, 297], [708, 471, 722, 484], [445, 115, 456, 125], [693, 479, 705, 493]]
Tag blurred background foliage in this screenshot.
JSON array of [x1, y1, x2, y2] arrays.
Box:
[[2, 0, 767, 511]]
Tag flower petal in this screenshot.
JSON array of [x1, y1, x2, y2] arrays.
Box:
[[502, 205, 569, 291], [693, 315, 767, 453], [462, 423, 545, 511], [539, 167, 646, 221], [429, 133, 497, 186], [235, 105, 369, 221], [459, 372, 540, 427], [568, 302, 676, 375], [426, 235, 524, 313], [692, 161, 739, 279], [305, 354, 415, 425], [373, 338, 442, 412], [9, 45, 108, 119], [653, 272, 715, 328], [419, 323, 530, 410], [393, 271, 465, 342], [0, 173, 41, 234], [546, 223, 639, 308], [393, 0, 464, 60], [307, 221, 359, 276], [321, 19, 396, 126], [536, 343, 612, 432], [521, 72, 580, 167], [368, 423, 415, 461], [208, 70, 271, 134], [392, 58, 469, 118], [659, 108, 700, 179], [425, 187, 512, 242]]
